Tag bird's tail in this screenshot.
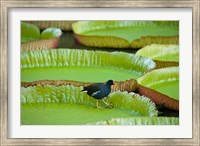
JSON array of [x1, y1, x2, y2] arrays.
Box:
[[81, 87, 87, 92]]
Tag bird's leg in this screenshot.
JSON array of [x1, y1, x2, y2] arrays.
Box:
[[96, 100, 100, 109], [102, 99, 109, 106]]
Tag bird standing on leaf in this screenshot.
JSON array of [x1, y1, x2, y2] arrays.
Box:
[[81, 80, 114, 108]]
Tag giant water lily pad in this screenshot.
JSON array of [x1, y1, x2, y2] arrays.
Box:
[[21, 85, 158, 125], [138, 67, 179, 100], [138, 67, 179, 110], [21, 49, 155, 82], [21, 22, 40, 43], [72, 21, 179, 48], [21, 22, 62, 51]]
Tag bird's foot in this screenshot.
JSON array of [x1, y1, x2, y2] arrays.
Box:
[[94, 104, 113, 109], [102, 99, 113, 109], [94, 105, 102, 109], [105, 104, 114, 109]]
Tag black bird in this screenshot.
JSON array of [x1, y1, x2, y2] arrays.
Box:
[[81, 80, 114, 108]]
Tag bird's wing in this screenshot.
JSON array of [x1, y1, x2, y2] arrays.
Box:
[[87, 83, 103, 91], [85, 83, 104, 97], [91, 90, 101, 97]]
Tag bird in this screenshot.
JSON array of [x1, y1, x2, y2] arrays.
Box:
[[81, 80, 114, 108]]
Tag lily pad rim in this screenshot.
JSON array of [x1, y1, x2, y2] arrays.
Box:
[[86, 116, 179, 125], [136, 44, 179, 62]]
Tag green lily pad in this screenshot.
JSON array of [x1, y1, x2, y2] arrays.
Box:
[[41, 27, 62, 39], [138, 67, 179, 100], [21, 22, 40, 43], [72, 21, 179, 48], [21, 85, 158, 125], [21, 49, 156, 82], [87, 117, 179, 125], [136, 44, 179, 62]]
